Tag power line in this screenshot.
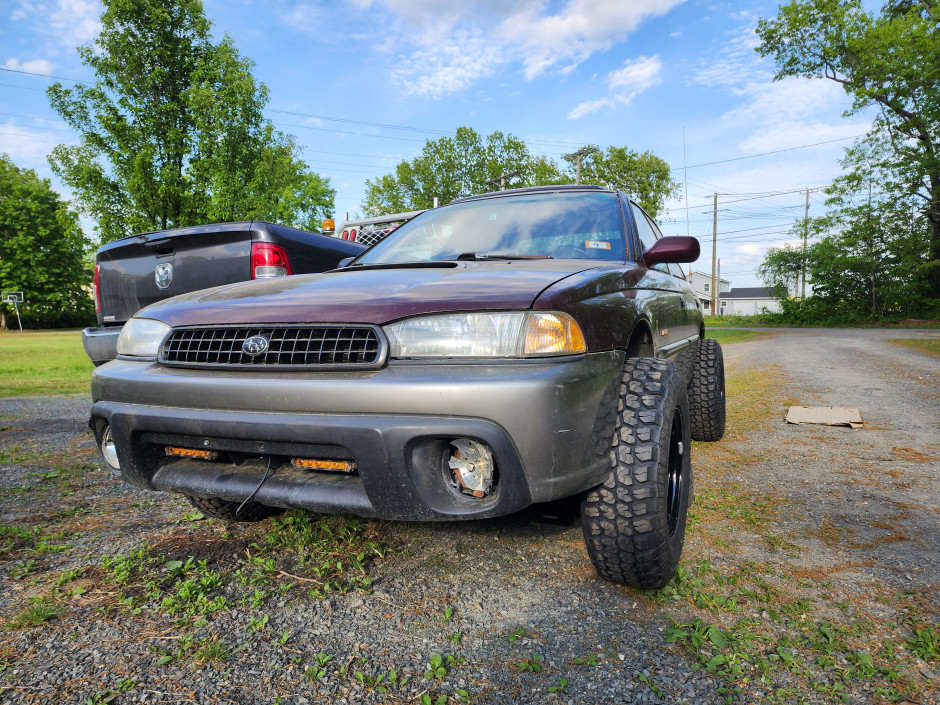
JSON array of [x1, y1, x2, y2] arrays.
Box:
[[0, 82, 46, 92], [0, 67, 81, 82], [0, 67, 866, 167], [0, 129, 61, 142], [678, 135, 865, 170]]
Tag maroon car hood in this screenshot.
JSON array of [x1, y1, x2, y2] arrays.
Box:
[[138, 260, 600, 327]]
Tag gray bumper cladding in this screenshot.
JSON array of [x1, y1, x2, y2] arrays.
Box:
[[90, 351, 625, 521]]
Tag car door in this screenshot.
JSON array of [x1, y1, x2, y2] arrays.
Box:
[[628, 201, 687, 355], [645, 213, 700, 344]]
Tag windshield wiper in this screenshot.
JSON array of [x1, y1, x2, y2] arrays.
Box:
[[344, 261, 459, 271], [451, 252, 554, 261]]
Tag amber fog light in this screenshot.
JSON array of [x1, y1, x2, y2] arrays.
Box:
[[166, 446, 218, 460], [292, 458, 356, 473]]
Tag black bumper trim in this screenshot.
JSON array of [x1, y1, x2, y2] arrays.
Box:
[[152, 459, 374, 516]]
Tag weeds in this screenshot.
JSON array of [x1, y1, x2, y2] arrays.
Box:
[[517, 654, 543, 673], [304, 653, 332, 681], [191, 639, 229, 665], [637, 672, 664, 698], [423, 653, 447, 680], [4, 599, 64, 629], [907, 623, 939, 661]]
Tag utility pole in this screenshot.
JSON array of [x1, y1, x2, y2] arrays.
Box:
[[562, 147, 599, 184], [485, 169, 522, 191], [716, 260, 721, 315], [802, 187, 810, 299], [711, 193, 718, 315]]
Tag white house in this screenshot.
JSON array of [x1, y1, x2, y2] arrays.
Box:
[[688, 270, 730, 312], [719, 287, 782, 315]]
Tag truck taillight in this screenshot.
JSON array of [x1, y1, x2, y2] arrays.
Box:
[[251, 243, 292, 279], [93, 264, 101, 313]]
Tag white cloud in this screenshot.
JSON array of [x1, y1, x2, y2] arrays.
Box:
[[608, 54, 662, 91], [567, 54, 661, 119], [682, 18, 868, 189], [342, 0, 684, 97], [390, 29, 503, 97], [689, 22, 767, 91], [0, 122, 61, 170], [14, 0, 101, 47], [735, 243, 763, 256], [568, 95, 628, 120], [49, 0, 100, 44], [277, 3, 323, 33], [3, 57, 54, 74]]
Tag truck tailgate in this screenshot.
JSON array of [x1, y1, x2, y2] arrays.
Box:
[[97, 222, 252, 325]]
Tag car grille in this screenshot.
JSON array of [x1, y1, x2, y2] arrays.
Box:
[[159, 325, 386, 369]]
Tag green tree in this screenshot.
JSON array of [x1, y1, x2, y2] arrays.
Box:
[[758, 242, 805, 299], [759, 146, 936, 322], [362, 127, 561, 216], [580, 147, 679, 219], [756, 0, 940, 299], [0, 155, 92, 329], [362, 128, 678, 219], [47, 0, 334, 243]]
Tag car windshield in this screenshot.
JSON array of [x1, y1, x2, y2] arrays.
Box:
[[354, 191, 626, 265]]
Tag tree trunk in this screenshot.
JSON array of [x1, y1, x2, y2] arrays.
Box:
[[928, 193, 940, 301]]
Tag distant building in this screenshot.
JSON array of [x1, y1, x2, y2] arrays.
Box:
[[719, 287, 782, 315], [688, 270, 731, 313]]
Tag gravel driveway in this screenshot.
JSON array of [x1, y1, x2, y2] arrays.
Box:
[[0, 328, 937, 705]]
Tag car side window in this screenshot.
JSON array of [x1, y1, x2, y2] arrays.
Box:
[[630, 203, 669, 273]]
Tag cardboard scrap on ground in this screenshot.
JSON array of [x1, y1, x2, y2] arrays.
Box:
[[786, 406, 863, 429]]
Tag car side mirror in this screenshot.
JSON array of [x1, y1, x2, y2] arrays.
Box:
[[337, 256, 355, 268], [643, 236, 700, 268]]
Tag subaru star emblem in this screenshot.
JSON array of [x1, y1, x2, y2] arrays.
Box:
[[154, 262, 173, 289], [242, 335, 270, 356]]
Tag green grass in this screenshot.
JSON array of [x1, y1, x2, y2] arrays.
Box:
[[0, 330, 93, 397], [704, 315, 783, 328], [889, 338, 940, 358], [706, 329, 772, 345]]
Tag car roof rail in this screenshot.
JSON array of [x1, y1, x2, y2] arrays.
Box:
[[451, 184, 611, 204]]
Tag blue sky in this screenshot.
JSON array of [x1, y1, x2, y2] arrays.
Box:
[[1, 0, 873, 287]]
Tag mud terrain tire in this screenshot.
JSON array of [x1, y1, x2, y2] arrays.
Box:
[[581, 358, 692, 589], [689, 338, 726, 442], [185, 495, 285, 523]]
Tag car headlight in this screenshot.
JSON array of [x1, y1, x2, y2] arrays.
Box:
[[116, 318, 171, 358], [384, 312, 586, 358]]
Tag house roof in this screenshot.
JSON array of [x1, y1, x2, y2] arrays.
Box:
[[690, 270, 730, 282], [722, 287, 776, 299]]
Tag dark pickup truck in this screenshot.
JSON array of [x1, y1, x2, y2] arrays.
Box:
[[83, 221, 364, 365]]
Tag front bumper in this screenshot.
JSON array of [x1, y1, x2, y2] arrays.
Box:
[[81, 326, 122, 366], [90, 351, 624, 521]]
